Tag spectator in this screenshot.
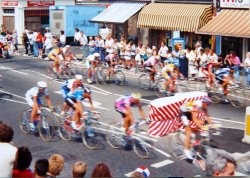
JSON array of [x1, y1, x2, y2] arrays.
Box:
[[32, 30, 39, 57], [172, 44, 182, 78], [130, 166, 150, 178], [98, 35, 105, 62], [159, 41, 169, 63], [12, 146, 34, 177], [105, 33, 114, 54], [80, 31, 88, 46], [36, 31, 43, 59], [27, 30, 34, 55], [72, 161, 87, 178], [229, 50, 241, 82], [12, 29, 18, 53], [244, 52, 250, 89], [47, 154, 64, 178], [91, 163, 112, 178], [44, 27, 52, 40], [43, 35, 53, 56], [88, 36, 95, 54], [22, 32, 29, 56], [186, 46, 197, 80], [0, 122, 17, 177], [34, 159, 49, 178], [206, 149, 237, 176], [71, 28, 81, 46], [59, 30, 66, 47], [194, 41, 202, 57]]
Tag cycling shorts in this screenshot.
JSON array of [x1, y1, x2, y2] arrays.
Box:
[[66, 97, 77, 109], [26, 96, 42, 107], [115, 106, 126, 118]]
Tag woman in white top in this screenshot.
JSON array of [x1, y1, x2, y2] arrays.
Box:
[[159, 41, 169, 63], [98, 35, 105, 61], [0, 122, 17, 177], [244, 52, 250, 89], [59, 30, 66, 47], [208, 49, 218, 63], [186, 46, 197, 80]]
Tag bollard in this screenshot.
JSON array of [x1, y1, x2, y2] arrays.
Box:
[[242, 107, 250, 144]]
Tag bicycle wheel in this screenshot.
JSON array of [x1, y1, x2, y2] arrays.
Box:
[[58, 125, 71, 141], [0, 75, 3, 88], [113, 70, 125, 86], [175, 82, 189, 93], [18, 109, 31, 134], [82, 121, 100, 150], [209, 92, 221, 104], [228, 89, 245, 107], [37, 117, 52, 141], [106, 122, 124, 149], [133, 137, 149, 159], [96, 67, 107, 85], [139, 74, 150, 90]]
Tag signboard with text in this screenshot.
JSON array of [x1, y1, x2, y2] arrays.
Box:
[[172, 38, 186, 50], [27, 1, 55, 7], [220, 0, 249, 9], [0, 0, 18, 6]]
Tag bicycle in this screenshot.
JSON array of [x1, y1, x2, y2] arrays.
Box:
[[18, 106, 70, 141], [0, 74, 2, 88], [103, 65, 125, 86], [106, 118, 150, 159], [82, 63, 107, 85], [138, 68, 163, 90], [173, 124, 222, 171], [61, 111, 101, 150], [209, 83, 246, 107]]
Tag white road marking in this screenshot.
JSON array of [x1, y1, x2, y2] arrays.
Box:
[[125, 171, 134, 177], [82, 101, 110, 111], [151, 160, 174, 168], [0, 66, 28, 75], [213, 117, 245, 125], [1, 98, 28, 105], [0, 89, 26, 100], [84, 83, 112, 94], [235, 171, 247, 176]]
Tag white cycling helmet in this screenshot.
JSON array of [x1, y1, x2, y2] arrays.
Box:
[[37, 81, 47, 88], [94, 53, 100, 57], [75, 74, 83, 80], [131, 93, 141, 100]]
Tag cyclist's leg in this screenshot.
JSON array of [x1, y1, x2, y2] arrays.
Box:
[[150, 67, 156, 82], [184, 126, 192, 150]]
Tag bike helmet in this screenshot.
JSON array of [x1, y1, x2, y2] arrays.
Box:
[[94, 53, 100, 57], [131, 93, 141, 100], [202, 96, 212, 105], [84, 86, 92, 94], [75, 74, 83, 80], [37, 81, 47, 88]]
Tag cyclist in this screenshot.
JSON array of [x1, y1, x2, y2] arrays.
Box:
[[201, 52, 215, 89], [215, 67, 235, 102], [25, 81, 54, 131], [48, 47, 64, 73], [161, 60, 178, 96], [60, 75, 84, 116], [114, 93, 147, 136], [85, 52, 100, 84], [105, 50, 119, 80], [63, 45, 76, 61], [143, 55, 163, 83], [66, 86, 96, 130], [180, 97, 213, 159]]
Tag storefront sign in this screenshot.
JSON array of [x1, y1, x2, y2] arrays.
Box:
[[0, 0, 18, 6], [220, 0, 249, 9], [27, 1, 55, 7], [172, 38, 186, 50]]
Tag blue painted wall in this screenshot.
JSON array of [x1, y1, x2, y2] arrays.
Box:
[[50, 6, 105, 37]]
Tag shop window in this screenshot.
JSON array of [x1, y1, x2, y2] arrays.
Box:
[[222, 36, 243, 60], [3, 9, 15, 14]]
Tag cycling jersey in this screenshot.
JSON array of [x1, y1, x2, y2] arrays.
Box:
[[115, 95, 141, 116], [25, 87, 49, 107], [105, 54, 118, 67], [86, 54, 98, 68], [162, 64, 174, 79], [215, 68, 230, 82], [180, 100, 202, 125], [61, 79, 83, 99], [144, 56, 159, 66]]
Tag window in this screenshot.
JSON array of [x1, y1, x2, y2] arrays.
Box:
[[3, 9, 15, 14]]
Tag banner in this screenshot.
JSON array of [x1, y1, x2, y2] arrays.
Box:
[[27, 1, 55, 7], [220, 0, 249, 9], [0, 0, 18, 6]]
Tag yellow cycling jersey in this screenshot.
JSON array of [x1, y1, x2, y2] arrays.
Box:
[[49, 48, 60, 56], [162, 64, 174, 73]]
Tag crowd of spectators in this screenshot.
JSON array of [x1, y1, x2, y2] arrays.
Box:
[[0, 121, 154, 178]]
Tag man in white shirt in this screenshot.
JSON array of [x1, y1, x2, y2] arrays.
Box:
[[44, 27, 52, 39], [0, 122, 17, 177], [60, 30, 66, 47], [72, 28, 81, 46], [80, 31, 88, 46], [159, 42, 169, 62], [105, 34, 114, 54]]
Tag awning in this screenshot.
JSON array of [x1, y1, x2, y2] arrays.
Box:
[[90, 2, 146, 24], [197, 10, 250, 38], [137, 3, 212, 32]]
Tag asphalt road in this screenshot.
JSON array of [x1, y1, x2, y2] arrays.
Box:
[[0, 55, 249, 177]]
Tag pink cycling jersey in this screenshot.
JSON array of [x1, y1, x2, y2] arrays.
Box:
[[115, 95, 140, 112]]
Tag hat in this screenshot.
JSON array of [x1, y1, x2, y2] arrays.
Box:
[[46, 27, 50, 30], [135, 166, 150, 178]]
